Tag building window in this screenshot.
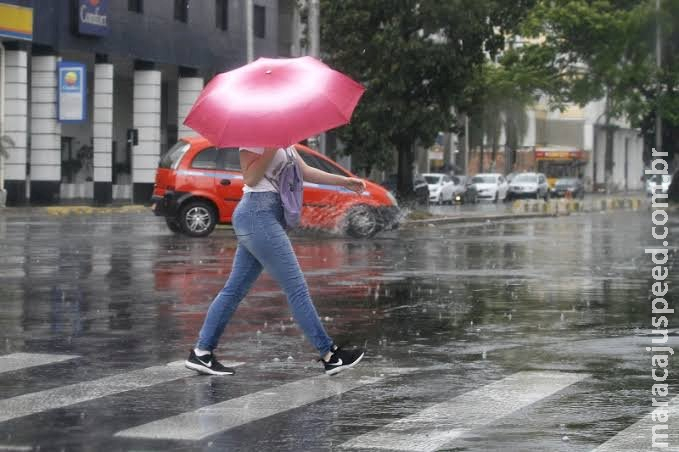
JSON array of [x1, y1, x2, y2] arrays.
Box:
[[174, 0, 188, 23], [128, 0, 143, 13], [216, 0, 228, 30], [254, 5, 265, 38]]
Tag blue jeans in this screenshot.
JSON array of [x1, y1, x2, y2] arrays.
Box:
[[196, 191, 334, 357]]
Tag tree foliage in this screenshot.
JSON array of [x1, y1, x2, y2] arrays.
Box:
[[520, 0, 679, 163], [319, 0, 536, 196]]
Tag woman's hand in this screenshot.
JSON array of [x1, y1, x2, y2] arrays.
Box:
[[343, 177, 366, 194]]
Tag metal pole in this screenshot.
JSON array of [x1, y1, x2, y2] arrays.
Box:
[[309, 0, 320, 58], [655, 0, 662, 155], [0, 42, 5, 206], [246, 0, 254, 62], [306, 0, 321, 151], [464, 114, 469, 175]]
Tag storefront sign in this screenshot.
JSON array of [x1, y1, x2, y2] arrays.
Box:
[[58, 62, 87, 123], [535, 149, 586, 161], [0, 2, 33, 41], [78, 0, 109, 36]]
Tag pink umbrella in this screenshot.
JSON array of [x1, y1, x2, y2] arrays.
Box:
[[183, 56, 365, 147]]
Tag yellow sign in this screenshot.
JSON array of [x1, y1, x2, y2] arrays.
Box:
[[0, 3, 33, 41]]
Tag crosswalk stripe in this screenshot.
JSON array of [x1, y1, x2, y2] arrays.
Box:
[[340, 371, 589, 452], [115, 367, 418, 441], [0, 353, 79, 374], [0, 360, 244, 423], [591, 396, 679, 452]]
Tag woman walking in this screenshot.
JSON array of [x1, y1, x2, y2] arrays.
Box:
[[185, 145, 366, 376]]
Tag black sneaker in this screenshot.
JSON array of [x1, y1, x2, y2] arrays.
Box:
[[185, 349, 236, 376], [322, 345, 365, 375]]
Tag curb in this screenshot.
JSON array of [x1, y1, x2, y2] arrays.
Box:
[[404, 196, 647, 228], [43, 205, 148, 216], [510, 196, 644, 215], [5, 204, 149, 216], [404, 212, 555, 227]]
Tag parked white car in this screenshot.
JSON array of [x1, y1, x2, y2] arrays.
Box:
[[646, 174, 672, 196], [471, 173, 509, 202], [423, 173, 457, 204]]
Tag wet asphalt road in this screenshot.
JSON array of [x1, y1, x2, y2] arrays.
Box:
[[0, 207, 677, 451]]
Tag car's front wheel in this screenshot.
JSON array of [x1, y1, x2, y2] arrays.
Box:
[[344, 205, 379, 239], [179, 200, 217, 237]]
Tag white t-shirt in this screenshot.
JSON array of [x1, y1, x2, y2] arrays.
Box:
[[239, 146, 300, 193]]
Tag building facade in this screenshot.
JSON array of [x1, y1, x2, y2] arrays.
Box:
[[0, 0, 295, 206], [427, 99, 645, 193]]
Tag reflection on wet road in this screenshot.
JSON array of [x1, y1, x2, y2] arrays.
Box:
[[0, 209, 676, 451]]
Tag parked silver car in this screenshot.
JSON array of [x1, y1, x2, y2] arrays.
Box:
[[507, 172, 550, 201]]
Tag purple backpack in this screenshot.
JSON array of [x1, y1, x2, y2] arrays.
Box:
[[267, 148, 304, 228]]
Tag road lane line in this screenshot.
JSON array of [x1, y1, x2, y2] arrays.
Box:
[[115, 367, 417, 440], [340, 371, 589, 452], [591, 396, 679, 452], [0, 353, 79, 375], [0, 361, 244, 423]]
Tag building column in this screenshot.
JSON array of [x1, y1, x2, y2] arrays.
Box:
[[30, 53, 61, 204], [177, 75, 203, 138], [132, 65, 161, 203], [93, 58, 114, 204], [4, 46, 29, 205]]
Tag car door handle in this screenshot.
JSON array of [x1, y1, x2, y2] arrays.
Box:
[[220, 179, 231, 186]]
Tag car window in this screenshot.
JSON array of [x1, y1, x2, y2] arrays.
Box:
[[298, 150, 349, 176], [159, 141, 190, 169], [191, 147, 218, 170], [472, 176, 495, 183], [514, 174, 537, 183], [499, 176, 505, 183], [539, 176, 545, 183], [217, 147, 241, 171], [452, 176, 460, 185]]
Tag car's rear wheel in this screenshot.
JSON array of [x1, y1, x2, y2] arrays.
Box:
[[165, 218, 182, 233], [345, 205, 379, 239], [179, 200, 217, 237]]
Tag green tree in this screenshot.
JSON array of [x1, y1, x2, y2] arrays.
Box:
[[319, 0, 536, 198], [520, 0, 679, 186]]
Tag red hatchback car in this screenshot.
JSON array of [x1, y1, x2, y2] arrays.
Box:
[[150, 137, 400, 238]]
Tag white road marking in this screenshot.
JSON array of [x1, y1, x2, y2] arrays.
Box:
[[115, 367, 417, 441], [0, 361, 243, 423], [0, 353, 79, 374], [340, 371, 588, 452], [591, 395, 679, 452]]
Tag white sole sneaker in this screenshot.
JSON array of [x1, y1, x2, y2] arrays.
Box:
[[184, 360, 235, 376], [325, 351, 365, 376]]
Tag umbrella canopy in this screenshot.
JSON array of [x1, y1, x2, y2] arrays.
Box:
[[183, 56, 365, 147]]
